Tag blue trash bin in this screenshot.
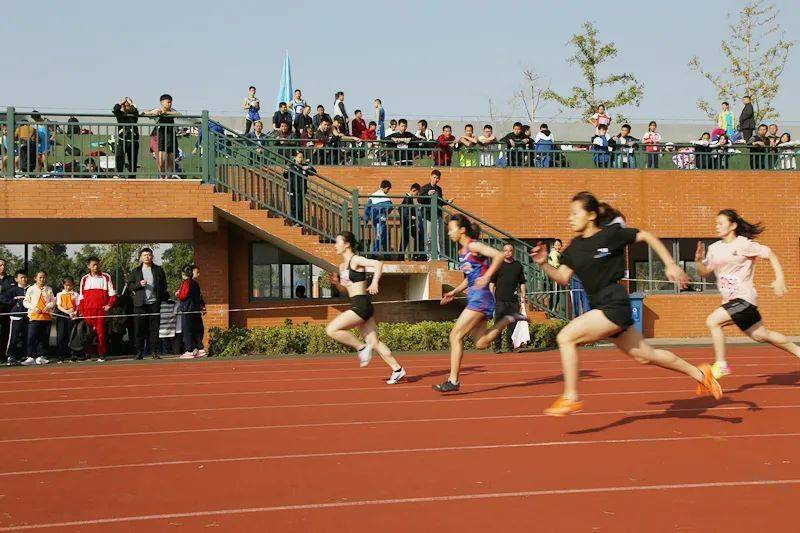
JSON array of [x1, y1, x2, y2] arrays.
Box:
[[629, 292, 645, 333]]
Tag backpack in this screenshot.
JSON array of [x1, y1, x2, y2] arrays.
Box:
[[68, 319, 97, 353]]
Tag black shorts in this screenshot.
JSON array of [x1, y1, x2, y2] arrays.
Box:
[[157, 127, 176, 153], [722, 298, 763, 332], [350, 295, 374, 321], [590, 284, 633, 334]]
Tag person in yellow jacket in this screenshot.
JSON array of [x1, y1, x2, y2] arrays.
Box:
[[22, 271, 55, 365]]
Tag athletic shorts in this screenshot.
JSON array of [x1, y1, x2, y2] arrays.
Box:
[[157, 127, 176, 153], [722, 298, 762, 332], [590, 284, 633, 334], [350, 294, 374, 321], [466, 287, 495, 320]]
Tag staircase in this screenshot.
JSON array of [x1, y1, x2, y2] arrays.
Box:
[[206, 127, 568, 320]]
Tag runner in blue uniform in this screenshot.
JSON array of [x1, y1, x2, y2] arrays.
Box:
[[434, 214, 527, 392]]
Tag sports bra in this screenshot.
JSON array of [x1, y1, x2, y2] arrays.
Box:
[[339, 257, 367, 286]]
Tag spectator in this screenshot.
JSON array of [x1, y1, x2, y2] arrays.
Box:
[[419, 169, 445, 258], [613, 124, 638, 168], [739, 95, 755, 142], [312, 105, 332, 131], [332, 117, 360, 146], [694, 132, 713, 170], [777, 132, 798, 170], [31, 111, 52, 172], [112, 97, 140, 179], [14, 119, 37, 174], [400, 183, 425, 260], [126, 248, 168, 360], [351, 110, 367, 139], [642, 121, 662, 169], [295, 285, 307, 298], [533, 124, 554, 168], [291, 89, 307, 119], [293, 105, 313, 136], [548, 239, 563, 313], [489, 243, 527, 353], [333, 91, 349, 134], [243, 86, 261, 135], [717, 101, 736, 138], [272, 102, 292, 132], [478, 124, 498, 167], [501, 122, 531, 167], [82, 158, 100, 179], [313, 119, 336, 165], [55, 276, 79, 363], [22, 270, 54, 365], [385, 119, 398, 137], [416, 120, 434, 141], [300, 123, 315, 148], [78, 257, 115, 362], [458, 124, 479, 167], [710, 133, 732, 169], [272, 121, 296, 158], [364, 179, 394, 254], [284, 151, 315, 224], [374, 99, 386, 139], [0, 259, 16, 363], [177, 264, 205, 359], [2, 270, 28, 365], [434, 125, 457, 166], [767, 123, 780, 168], [590, 104, 611, 134], [361, 121, 378, 141], [246, 120, 270, 162], [144, 94, 181, 179], [591, 123, 612, 168], [749, 123, 769, 170], [385, 119, 416, 166]]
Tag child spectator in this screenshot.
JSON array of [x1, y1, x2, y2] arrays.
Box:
[[478, 124, 498, 167], [642, 121, 662, 169], [458, 124, 479, 167], [361, 122, 378, 141], [590, 104, 612, 134], [351, 110, 367, 139], [177, 264, 205, 358], [2, 270, 29, 365], [592, 124, 612, 168], [385, 119, 398, 137], [23, 270, 55, 365], [434, 125, 457, 166], [55, 276, 79, 363], [243, 86, 261, 135]]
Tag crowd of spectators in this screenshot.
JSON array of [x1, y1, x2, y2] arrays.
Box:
[[0, 250, 207, 366]]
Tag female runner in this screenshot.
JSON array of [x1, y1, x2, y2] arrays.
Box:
[[434, 214, 527, 392], [530, 191, 722, 415], [326, 231, 406, 384], [696, 209, 800, 379]]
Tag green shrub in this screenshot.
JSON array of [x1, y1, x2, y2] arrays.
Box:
[[208, 320, 565, 357]]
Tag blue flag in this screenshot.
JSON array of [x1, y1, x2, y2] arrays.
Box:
[[275, 50, 293, 111]]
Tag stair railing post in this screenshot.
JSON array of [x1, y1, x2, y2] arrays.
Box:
[[5, 107, 15, 179], [430, 197, 440, 261], [350, 188, 361, 248], [201, 110, 212, 184]]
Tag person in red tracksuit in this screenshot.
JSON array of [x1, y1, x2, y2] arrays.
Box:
[[78, 256, 116, 362]]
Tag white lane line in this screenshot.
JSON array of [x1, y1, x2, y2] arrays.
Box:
[[1, 403, 798, 445], [1, 385, 797, 423], [2, 432, 798, 478], [1, 479, 799, 530]]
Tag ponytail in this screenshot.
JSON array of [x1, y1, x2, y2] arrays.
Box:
[[598, 202, 625, 226], [572, 191, 626, 227], [718, 209, 765, 239], [448, 213, 481, 239]]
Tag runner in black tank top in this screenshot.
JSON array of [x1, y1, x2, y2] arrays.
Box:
[[531, 191, 722, 416], [326, 231, 406, 385]]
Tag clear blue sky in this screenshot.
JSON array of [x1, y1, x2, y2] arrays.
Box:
[[4, 0, 799, 122]]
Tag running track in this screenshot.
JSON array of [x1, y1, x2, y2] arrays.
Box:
[[0, 345, 799, 532]]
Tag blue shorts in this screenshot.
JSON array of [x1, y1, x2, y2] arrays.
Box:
[[466, 287, 495, 319]]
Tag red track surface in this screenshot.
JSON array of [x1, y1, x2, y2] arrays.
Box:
[[0, 345, 799, 532]]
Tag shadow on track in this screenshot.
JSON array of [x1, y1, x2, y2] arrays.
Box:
[[728, 371, 800, 394], [447, 369, 601, 396], [404, 365, 488, 383]]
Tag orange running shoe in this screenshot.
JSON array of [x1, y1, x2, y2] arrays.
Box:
[[544, 396, 584, 416], [697, 363, 723, 400]]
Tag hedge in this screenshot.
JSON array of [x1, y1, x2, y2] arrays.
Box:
[[207, 319, 567, 357]]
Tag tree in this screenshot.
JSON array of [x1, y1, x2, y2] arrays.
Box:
[[0, 245, 23, 274], [29, 244, 72, 289], [542, 21, 644, 124], [688, 1, 795, 122], [162, 243, 194, 292], [511, 67, 547, 124]]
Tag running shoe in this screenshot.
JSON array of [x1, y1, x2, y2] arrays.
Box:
[[544, 396, 584, 416], [34, 356, 49, 365], [357, 344, 373, 367], [179, 352, 196, 359], [96, 358, 106, 363], [711, 361, 732, 379], [21, 357, 35, 366], [196, 349, 207, 358], [433, 380, 460, 392], [386, 368, 406, 385], [697, 363, 723, 400]]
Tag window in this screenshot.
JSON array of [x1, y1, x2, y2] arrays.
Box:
[[628, 238, 717, 294], [250, 243, 335, 300]]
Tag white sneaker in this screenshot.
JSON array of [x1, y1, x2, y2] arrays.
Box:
[[96, 357, 106, 363], [35, 356, 49, 365], [196, 349, 207, 358], [179, 352, 196, 359], [21, 357, 36, 366], [357, 344, 373, 367], [386, 368, 406, 385]]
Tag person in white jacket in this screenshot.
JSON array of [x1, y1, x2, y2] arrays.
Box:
[[22, 271, 55, 365]]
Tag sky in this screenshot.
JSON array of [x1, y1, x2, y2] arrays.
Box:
[[3, 1, 799, 123]]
